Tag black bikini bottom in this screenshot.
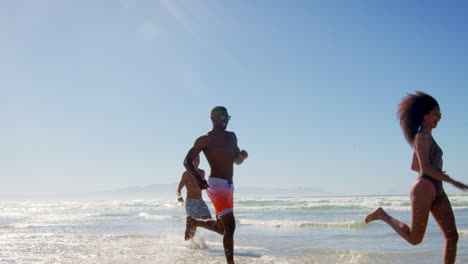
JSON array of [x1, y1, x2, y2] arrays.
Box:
[[419, 174, 443, 200]]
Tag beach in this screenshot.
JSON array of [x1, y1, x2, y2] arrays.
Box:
[[1, 195, 467, 264]]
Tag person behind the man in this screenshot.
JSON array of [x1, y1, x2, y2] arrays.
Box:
[[176, 155, 212, 238], [183, 106, 248, 264]]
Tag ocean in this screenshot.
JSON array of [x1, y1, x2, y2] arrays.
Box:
[[1, 195, 467, 264]]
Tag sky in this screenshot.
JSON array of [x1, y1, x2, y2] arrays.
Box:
[[1, 0, 468, 197]]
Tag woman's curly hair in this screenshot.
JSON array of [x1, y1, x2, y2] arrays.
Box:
[[398, 91, 439, 147]]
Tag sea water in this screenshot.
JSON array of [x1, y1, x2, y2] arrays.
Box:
[[1, 195, 467, 263]]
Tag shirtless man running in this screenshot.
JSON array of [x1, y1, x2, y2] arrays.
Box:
[[176, 155, 211, 238], [183, 106, 248, 264]]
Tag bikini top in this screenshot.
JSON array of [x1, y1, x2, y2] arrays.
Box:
[[430, 138, 443, 171]]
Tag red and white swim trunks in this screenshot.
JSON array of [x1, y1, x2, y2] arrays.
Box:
[[207, 177, 234, 217]]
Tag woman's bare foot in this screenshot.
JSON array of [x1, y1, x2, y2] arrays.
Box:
[[185, 216, 196, 240], [365, 207, 386, 223]]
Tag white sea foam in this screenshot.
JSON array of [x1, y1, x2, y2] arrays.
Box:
[[240, 219, 367, 229], [459, 229, 468, 236], [447, 195, 468, 209], [187, 235, 208, 250], [138, 212, 174, 220], [1, 197, 466, 264], [0, 230, 380, 264], [235, 195, 468, 212], [9, 211, 98, 229]]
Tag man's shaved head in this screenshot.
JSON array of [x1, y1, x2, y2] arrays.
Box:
[[210, 106, 227, 117]]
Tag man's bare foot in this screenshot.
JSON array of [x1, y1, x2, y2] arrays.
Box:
[[185, 216, 196, 240], [365, 207, 386, 223]]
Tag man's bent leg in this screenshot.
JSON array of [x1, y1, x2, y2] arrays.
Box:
[[220, 212, 235, 264], [185, 216, 224, 240]]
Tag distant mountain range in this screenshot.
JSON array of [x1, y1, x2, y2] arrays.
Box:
[[0, 183, 330, 201]]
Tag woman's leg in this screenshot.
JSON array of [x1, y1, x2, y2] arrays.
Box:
[[430, 190, 458, 264], [365, 180, 434, 245]]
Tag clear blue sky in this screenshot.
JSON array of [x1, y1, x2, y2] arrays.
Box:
[[1, 0, 467, 196]]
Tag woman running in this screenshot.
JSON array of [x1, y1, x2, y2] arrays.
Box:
[[365, 91, 468, 264]]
